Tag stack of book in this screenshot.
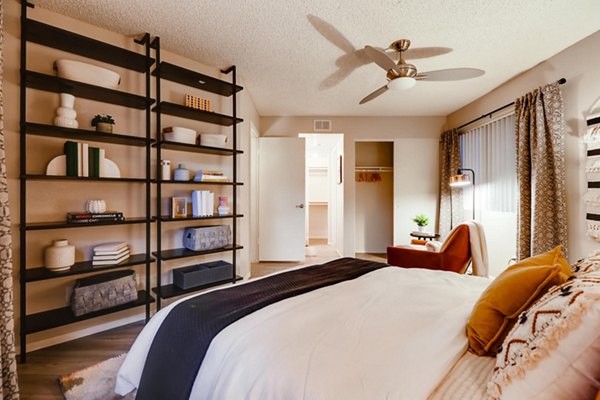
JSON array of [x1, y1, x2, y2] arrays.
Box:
[[92, 241, 130, 266], [192, 190, 214, 217], [64, 140, 106, 178], [67, 211, 124, 224], [193, 169, 228, 182]]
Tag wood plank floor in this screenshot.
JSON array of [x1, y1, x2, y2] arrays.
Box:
[[18, 244, 386, 399]]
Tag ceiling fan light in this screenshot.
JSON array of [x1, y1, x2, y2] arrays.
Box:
[[387, 77, 416, 91]]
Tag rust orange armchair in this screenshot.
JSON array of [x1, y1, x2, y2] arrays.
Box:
[[387, 224, 472, 274]]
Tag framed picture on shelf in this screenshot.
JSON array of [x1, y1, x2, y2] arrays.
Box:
[[171, 197, 187, 218]]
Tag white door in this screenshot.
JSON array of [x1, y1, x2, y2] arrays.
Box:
[[259, 137, 306, 261]]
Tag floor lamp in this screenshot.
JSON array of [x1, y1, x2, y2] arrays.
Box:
[[449, 168, 476, 220]]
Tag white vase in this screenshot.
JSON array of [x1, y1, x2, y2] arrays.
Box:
[[45, 239, 75, 272], [217, 195, 230, 216], [417, 225, 425, 232], [54, 93, 78, 129], [86, 200, 107, 213], [60, 93, 75, 108]]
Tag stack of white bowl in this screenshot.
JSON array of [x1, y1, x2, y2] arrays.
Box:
[[54, 93, 79, 129]]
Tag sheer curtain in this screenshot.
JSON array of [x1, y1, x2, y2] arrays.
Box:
[[460, 114, 517, 275]]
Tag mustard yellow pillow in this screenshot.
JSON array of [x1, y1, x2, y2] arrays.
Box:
[[466, 246, 571, 356]]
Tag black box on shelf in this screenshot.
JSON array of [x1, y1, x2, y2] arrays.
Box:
[[172, 260, 233, 290]]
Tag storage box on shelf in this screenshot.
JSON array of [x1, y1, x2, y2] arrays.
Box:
[[19, 3, 155, 362], [151, 38, 244, 309]]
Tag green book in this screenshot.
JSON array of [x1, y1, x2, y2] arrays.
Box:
[[89, 147, 100, 178], [63, 141, 78, 177]]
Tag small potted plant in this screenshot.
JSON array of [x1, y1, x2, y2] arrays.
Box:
[[412, 214, 429, 232], [91, 114, 115, 133]]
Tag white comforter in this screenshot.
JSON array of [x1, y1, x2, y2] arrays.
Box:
[[116, 266, 490, 399]]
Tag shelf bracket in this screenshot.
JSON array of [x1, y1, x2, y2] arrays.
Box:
[[221, 66, 235, 74], [134, 32, 151, 45]]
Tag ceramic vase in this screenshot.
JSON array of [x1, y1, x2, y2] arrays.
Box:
[[161, 160, 171, 180], [417, 225, 425, 233], [173, 164, 191, 181], [86, 199, 107, 213], [54, 93, 78, 129], [217, 195, 230, 216], [45, 239, 75, 272]]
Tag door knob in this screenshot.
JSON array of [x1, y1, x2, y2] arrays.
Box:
[[296, 203, 305, 209]]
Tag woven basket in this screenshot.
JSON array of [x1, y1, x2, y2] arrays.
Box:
[[70, 270, 138, 317]]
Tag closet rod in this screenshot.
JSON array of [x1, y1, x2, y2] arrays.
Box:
[[456, 78, 566, 132]]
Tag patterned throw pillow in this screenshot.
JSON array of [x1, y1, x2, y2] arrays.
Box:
[[571, 253, 600, 276], [487, 272, 600, 399]]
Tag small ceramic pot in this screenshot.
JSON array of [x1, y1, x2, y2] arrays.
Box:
[[59, 93, 75, 108], [161, 160, 171, 181], [95, 122, 113, 133], [86, 200, 107, 213], [173, 164, 191, 181], [45, 239, 75, 272], [417, 225, 425, 233]]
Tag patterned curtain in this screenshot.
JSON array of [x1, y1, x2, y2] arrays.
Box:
[[438, 129, 463, 238], [0, 0, 20, 397], [515, 83, 567, 260]]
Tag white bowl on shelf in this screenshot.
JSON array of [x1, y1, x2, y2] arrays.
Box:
[[54, 59, 121, 89], [163, 127, 197, 145]]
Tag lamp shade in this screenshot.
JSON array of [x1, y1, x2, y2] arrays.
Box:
[[387, 77, 416, 91], [449, 173, 472, 187]]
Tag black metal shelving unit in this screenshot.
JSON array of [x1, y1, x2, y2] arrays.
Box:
[[19, 3, 155, 362], [151, 37, 244, 309], [587, 116, 600, 221]]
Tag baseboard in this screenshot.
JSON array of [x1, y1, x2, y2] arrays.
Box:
[[16, 313, 145, 355]]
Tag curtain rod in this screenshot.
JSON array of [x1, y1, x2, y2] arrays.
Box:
[[455, 78, 567, 131]]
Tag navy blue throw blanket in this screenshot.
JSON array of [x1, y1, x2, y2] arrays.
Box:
[[136, 257, 389, 399]]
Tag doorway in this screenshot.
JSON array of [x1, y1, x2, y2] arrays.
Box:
[[300, 133, 344, 257], [354, 141, 394, 256]]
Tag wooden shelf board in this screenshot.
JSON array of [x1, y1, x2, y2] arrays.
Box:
[[23, 174, 150, 183], [159, 214, 243, 222], [152, 102, 243, 126], [24, 290, 154, 334], [25, 254, 154, 282], [26, 71, 154, 110], [25, 217, 154, 231], [25, 122, 152, 147], [152, 275, 243, 299], [158, 179, 243, 186], [153, 245, 243, 261], [157, 140, 242, 155], [25, 19, 153, 72], [152, 62, 242, 96]]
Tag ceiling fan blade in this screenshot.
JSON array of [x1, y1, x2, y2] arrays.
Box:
[[364, 46, 399, 73], [359, 85, 388, 105], [417, 68, 485, 81], [404, 47, 452, 60]]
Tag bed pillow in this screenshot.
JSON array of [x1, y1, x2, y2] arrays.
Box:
[[487, 271, 600, 399], [425, 241, 442, 252], [466, 246, 571, 356], [571, 253, 600, 276]]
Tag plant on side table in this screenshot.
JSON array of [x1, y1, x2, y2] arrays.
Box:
[[91, 114, 115, 133], [412, 214, 430, 232]]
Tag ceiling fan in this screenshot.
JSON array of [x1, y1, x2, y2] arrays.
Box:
[[360, 39, 485, 104]]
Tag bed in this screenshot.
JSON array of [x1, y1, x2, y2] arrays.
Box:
[[115, 255, 600, 399]]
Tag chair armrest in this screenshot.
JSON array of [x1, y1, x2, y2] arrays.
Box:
[[386, 246, 444, 270]]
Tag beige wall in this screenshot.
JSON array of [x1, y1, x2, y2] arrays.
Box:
[[6, 1, 259, 351], [447, 30, 600, 263], [260, 116, 446, 256]]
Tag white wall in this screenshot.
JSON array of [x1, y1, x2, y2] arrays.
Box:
[[5, 1, 260, 352], [260, 116, 446, 256], [393, 139, 439, 244], [446, 30, 600, 263]]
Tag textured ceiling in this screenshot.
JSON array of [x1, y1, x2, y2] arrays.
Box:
[[35, 0, 600, 117]]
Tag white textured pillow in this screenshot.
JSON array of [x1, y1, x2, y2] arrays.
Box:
[[425, 241, 442, 252], [487, 272, 600, 399]]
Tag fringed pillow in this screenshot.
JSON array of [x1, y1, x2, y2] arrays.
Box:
[[487, 272, 600, 400]]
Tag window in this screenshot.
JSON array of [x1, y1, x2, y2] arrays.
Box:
[[460, 114, 517, 276]]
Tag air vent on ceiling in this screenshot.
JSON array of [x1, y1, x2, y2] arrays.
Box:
[[313, 119, 332, 132]]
